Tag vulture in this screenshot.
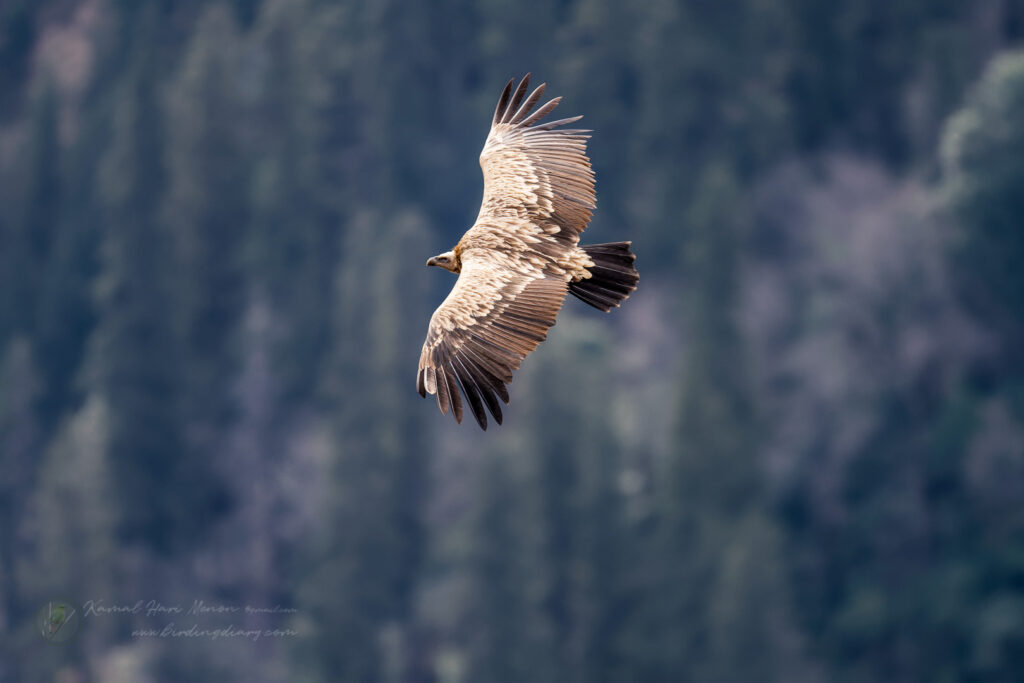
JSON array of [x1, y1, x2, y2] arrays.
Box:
[[417, 74, 639, 429]]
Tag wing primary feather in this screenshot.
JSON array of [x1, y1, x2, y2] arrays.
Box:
[[452, 356, 488, 429], [468, 328, 529, 362], [478, 324, 535, 353], [462, 342, 512, 383], [467, 332, 521, 365], [417, 368, 426, 398], [460, 343, 513, 403], [520, 97, 561, 127], [462, 340, 515, 384], [493, 379, 510, 404], [493, 78, 515, 125], [443, 366, 463, 423], [457, 352, 505, 423], [492, 320, 545, 343], [530, 115, 584, 131], [501, 74, 531, 124], [435, 363, 451, 415], [459, 355, 503, 425], [510, 83, 546, 124], [485, 391, 503, 424]]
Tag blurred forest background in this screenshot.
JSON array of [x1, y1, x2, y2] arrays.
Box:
[[2, 0, 1024, 681]]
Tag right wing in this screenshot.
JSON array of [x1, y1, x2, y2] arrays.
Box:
[[417, 251, 568, 430]]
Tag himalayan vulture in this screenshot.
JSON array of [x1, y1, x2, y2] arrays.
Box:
[[417, 74, 639, 429]]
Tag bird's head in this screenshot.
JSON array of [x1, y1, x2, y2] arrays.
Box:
[[426, 250, 460, 273]]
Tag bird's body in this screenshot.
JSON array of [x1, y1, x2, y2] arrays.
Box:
[[418, 74, 639, 429]]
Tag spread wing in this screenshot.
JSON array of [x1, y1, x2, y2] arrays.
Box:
[[417, 253, 567, 430], [417, 75, 595, 429], [476, 74, 596, 252]]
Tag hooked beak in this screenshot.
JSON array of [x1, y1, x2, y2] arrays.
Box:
[[426, 256, 439, 267]]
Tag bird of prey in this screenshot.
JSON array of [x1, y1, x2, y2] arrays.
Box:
[[417, 74, 639, 429]]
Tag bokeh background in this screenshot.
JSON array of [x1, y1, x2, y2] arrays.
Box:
[[2, 1, 1024, 681]]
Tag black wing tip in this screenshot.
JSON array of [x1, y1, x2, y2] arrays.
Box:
[[493, 77, 516, 125], [456, 353, 512, 430], [448, 370, 463, 423], [494, 75, 586, 130], [426, 373, 508, 429], [495, 74, 529, 125], [510, 82, 547, 125], [501, 74, 532, 124], [519, 96, 563, 128]]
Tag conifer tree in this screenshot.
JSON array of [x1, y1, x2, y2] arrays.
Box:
[[18, 82, 60, 335], [656, 165, 809, 682], [514, 317, 631, 683], [165, 5, 247, 445], [465, 452, 556, 683], [92, 7, 226, 551], [942, 50, 1024, 366], [32, 81, 100, 426], [248, 0, 353, 401], [0, 338, 41, 683], [297, 209, 434, 682]]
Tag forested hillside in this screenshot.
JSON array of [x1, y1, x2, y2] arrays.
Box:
[[2, 1, 1024, 681]]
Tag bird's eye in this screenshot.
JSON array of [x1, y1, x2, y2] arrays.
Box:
[[439, 257, 448, 263]]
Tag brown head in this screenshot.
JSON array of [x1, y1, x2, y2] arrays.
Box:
[[426, 250, 460, 273]]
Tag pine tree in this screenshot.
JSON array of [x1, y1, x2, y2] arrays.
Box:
[[465, 452, 556, 683], [297, 209, 434, 682], [165, 4, 247, 455], [91, 7, 226, 552], [514, 315, 631, 683], [942, 50, 1024, 368], [653, 165, 810, 682], [17, 81, 60, 337], [0, 338, 41, 683], [936, 49, 1024, 682], [15, 394, 120, 683], [248, 0, 354, 402], [17, 394, 117, 623], [32, 80, 100, 427], [0, 79, 78, 403]]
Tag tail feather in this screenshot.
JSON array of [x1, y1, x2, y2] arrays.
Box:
[[569, 241, 639, 312]]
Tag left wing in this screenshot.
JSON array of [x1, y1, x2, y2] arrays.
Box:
[[417, 251, 568, 430], [473, 74, 596, 259]]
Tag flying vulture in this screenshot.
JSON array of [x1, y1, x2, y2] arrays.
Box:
[[417, 74, 639, 429]]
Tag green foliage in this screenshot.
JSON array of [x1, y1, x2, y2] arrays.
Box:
[[15, 395, 118, 682], [465, 453, 557, 683], [647, 164, 810, 682], [91, 7, 229, 552], [166, 5, 248, 432], [0, 1, 1023, 682], [0, 338, 42, 680], [942, 51, 1024, 354], [296, 207, 434, 682], [246, 0, 353, 401]]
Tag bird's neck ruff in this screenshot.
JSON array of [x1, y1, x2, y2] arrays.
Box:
[[451, 243, 464, 273]]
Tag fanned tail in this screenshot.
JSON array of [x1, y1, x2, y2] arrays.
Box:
[[569, 242, 639, 312]]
